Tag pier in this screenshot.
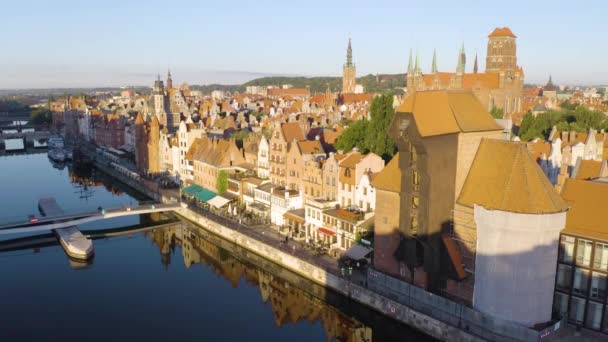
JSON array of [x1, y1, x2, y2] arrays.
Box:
[[38, 197, 93, 260]]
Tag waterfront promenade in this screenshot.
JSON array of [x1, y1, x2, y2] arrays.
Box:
[[81, 142, 577, 342]]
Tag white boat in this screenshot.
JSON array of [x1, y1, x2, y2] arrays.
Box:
[[48, 149, 66, 162]]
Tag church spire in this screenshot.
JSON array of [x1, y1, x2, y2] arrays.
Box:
[[166, 68, 173, 89], [431, 49, 438, 73], [414, 51, 420, 74], [456, 43, 466, 74], [407, 49, 413, 74], [473, 53, 478, 74], [346, 38, 353, 67]]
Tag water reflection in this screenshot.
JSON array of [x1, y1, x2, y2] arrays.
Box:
[[145, 220, 433, 342]]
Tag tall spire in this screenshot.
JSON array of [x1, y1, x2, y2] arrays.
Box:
[[414, 51, 420, 73], [473, 53, 478, 74], [346, 38, 353, 67], [407, 49, 413, 74], [431, 49, 438, 73], [456, 43, 466, 73]]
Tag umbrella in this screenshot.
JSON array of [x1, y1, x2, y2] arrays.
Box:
[[233, 205, 238, 216], [228, 203, 232, 215]]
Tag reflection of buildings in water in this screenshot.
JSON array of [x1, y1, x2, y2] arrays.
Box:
[[146, 224, 372, 342], [68, 164, 124, 196]]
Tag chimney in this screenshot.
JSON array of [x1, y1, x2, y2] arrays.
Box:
[[315, 135, 320, 141]]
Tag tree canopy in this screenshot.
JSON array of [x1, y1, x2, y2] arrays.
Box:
[[334, 94, 396, 161], [490, 106, 504, 119], [216, 170, 228, 194], [518, 105, 608, 141], [30, 107, 52, 125]]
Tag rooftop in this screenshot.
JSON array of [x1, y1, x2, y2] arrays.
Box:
[[561, 179, 608, 240], [458, 139, 568, 214], [396, 90, 502, 137]]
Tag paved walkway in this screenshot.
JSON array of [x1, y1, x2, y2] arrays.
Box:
[[184, 200, 368, 286]]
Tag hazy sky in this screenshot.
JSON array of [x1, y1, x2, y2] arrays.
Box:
[[1, 0, 606, 89]]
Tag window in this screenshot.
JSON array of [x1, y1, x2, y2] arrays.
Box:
[[382, 217, 388, 224], [585, 301, 603, 330], [590, 272, 607, 301], [553, 292, 569, 317], [411, 216, 418, 230], [412, 171, 420, 186], [573, 268, 590, 296], [569, 296, 586, 325], [363, 187, 367, 195], [412, 196, 419, 209], [594, 243, 608, 271], [556, 264, 572, 291], [559, 236, 575, 264], [576, 239, 593, 267]]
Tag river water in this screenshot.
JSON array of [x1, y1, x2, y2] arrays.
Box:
[[0, 152, 434, 341]]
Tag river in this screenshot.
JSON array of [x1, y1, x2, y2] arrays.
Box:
[[0, 152, 434, 341]]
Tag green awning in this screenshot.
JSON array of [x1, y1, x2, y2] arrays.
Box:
[[194, 188, 217, 203], [183, 184, 204, 196]]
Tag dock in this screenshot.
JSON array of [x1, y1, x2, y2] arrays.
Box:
[[38, 197, 94, 260]]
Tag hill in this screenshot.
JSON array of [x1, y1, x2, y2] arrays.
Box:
[[243, 73, 406, 94]]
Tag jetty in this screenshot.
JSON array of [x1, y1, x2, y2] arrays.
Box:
[[38, 197, 94, 260]]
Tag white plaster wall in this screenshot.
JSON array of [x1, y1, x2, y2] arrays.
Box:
[[472, 205, 566, 326]]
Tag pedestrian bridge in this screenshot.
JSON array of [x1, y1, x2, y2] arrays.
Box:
[[0, 201, 183, 235]]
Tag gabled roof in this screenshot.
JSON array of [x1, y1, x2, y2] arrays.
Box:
[[458, 139, 568, 214], [561, 179, 608, 240], [397, 90, 502, 137], [371, 153, 401, 192], [297, 140, 324, 155], [339, 151, 364, 168], [574, 160, 603, 180], [488, 27, 517, 38], [281, 122, 305, 142]]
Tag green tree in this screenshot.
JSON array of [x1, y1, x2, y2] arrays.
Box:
[[573, 106, 606, 131], [364, 94, 397, 161], [216, 170, 228, 194], [334, 120, 370, 153], [490, 106, 504, 119], [30, 107, 52, 125], [231, 129, 251, 149], [560, 101, 577, 111], [518, 113, 544, 141]]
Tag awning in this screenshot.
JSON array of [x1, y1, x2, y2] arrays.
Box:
[[343, 244, 372, 260], [183, 184, 204, 196], [194, 188, 217, 202], [207, 195, 231, 208], [317, 227, 336, 236]]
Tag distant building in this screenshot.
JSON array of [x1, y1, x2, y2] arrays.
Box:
[[342, 38, 356, 94], [406, 27, 524, 116]]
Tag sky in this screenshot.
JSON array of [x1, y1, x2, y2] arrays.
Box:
[[1, 0, 606, 89]]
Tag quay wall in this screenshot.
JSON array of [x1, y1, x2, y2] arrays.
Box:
[[175, 207, 482, 342]]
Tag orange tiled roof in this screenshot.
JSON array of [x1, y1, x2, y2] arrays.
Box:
[[488, 27, 517, 38], [561, 179, 608, 240], [458, 139, 568, 214], [371, 153, 401, 192], [397, 90, 502, 137], [281, 122, 305, 142], [462, 73, 500, 89], [298, 140, 324, 155], [575, 160, 602, 180]]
